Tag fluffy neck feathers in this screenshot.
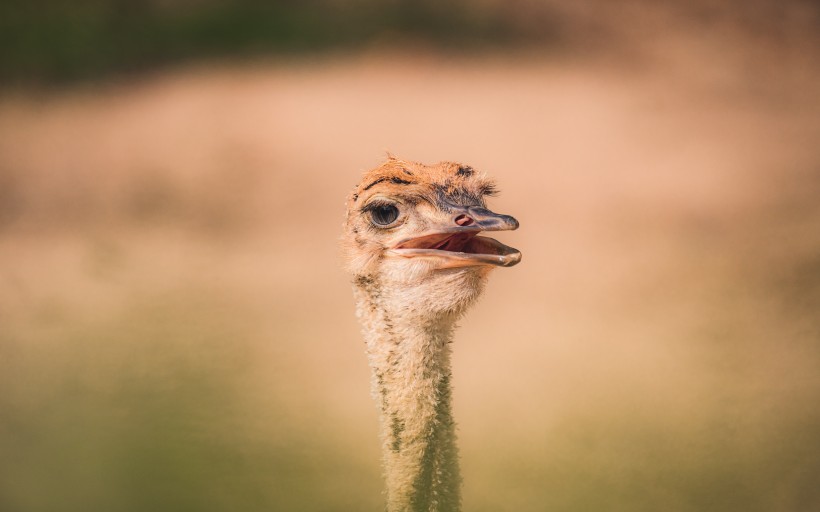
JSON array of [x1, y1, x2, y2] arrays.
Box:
[[354, 275, 480, 512]]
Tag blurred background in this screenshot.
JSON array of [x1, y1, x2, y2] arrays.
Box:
[[1, 1, 819, 510]]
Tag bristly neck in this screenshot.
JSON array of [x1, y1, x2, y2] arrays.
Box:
[[354, 276, 463, 512]]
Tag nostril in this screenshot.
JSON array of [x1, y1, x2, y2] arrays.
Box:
[[454, 214, 474, 226]]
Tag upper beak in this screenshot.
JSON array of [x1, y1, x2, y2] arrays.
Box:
[[453, 206, 519, 232]]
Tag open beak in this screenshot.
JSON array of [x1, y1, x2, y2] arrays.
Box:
[[387, 206, 522, 268]]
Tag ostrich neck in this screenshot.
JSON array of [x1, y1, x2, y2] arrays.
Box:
[[354, 282, 462, 512]]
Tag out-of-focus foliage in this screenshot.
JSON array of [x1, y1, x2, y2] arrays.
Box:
[[0, 0, 532, 82], [2, 0, 819, 83]]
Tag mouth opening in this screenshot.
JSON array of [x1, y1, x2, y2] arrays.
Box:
[[389, 230, 521, 267]]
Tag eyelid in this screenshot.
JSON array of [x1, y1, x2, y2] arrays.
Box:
[[360, 197, 400, 213]]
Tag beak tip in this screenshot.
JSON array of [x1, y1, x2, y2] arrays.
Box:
[[503, 252, 522, 267]]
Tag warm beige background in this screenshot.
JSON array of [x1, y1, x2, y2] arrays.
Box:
[[1, 26, 819, 512]]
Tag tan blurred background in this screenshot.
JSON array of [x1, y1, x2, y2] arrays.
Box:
[[1, 1, 820, 511]]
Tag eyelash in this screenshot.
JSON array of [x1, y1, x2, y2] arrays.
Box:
[[361, 200, 396, 213]]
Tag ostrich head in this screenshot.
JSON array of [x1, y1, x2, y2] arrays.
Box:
[[343, 157, 521, 316]]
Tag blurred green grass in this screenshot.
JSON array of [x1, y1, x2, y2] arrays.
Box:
[[3, 279, 817, 511], [0, 288, 382, 511]]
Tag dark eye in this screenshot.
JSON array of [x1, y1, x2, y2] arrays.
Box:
[[370, 204, 399, 226]]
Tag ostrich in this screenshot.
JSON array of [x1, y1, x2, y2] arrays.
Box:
[[342, 157, 521, 512]]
